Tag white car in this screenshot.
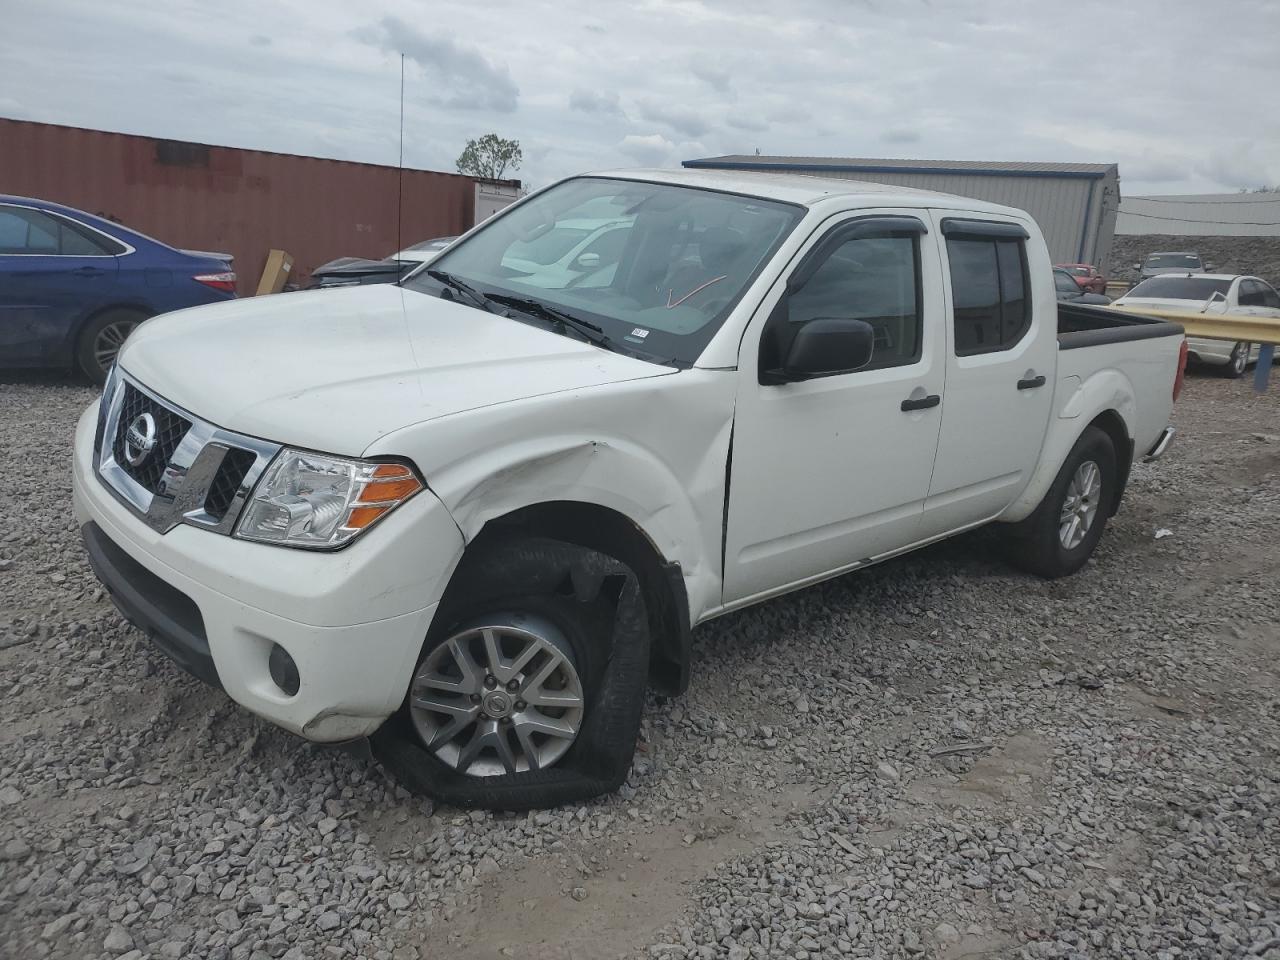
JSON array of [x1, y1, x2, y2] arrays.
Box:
[[390, 236, 457, 265], [497, 217, 633, 288], [73, 169, 1184, 809], [1113, 273, 1280, 378]]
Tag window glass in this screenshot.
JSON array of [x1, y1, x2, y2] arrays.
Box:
[[57, 220, 117, 256], [1237, 280, 1265, 307], [772, 233, 921, 373], [1126, 276, 1231, 300], [408, 177, 803, 366], [0, 207, 59, 254], [997, 240, 1029, 342], [0, 206, 121, 255], [947, 235, 1030, 355], [1054, 270, 1081, 296], [1144, 253, 1202, 269], [947, 239, 1002, 353], [504, 225, 595, 267], [1260, 283, 1280, 310], [0, 209, 27, 252], [23, 213, 57, 253]]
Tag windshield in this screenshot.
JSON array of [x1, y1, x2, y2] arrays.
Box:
[[404, 177, 804, 365], [1145, 253, 1202, 269], [1126, 276, 1231, 300]]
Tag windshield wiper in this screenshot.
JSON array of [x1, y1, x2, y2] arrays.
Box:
[[425, 269, 497, 313], [483, 293, 612, 349]]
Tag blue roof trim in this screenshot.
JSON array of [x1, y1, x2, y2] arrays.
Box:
[[682, 159, 1108, 180]]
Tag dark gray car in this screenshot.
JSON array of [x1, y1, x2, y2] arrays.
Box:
[[1133, 251, 1210, 282]]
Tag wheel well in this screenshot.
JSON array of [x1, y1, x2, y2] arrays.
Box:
[[1087, 410, 1133, 516], [71, 303, 152, 360], [469, 502, 691, 696]]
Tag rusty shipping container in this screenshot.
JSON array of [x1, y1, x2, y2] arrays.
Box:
[[0, 118, 517, 294]]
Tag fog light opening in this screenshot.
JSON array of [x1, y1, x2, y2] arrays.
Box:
[[268, 643, 300, 697]]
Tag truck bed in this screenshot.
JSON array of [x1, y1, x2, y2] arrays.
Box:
[[1053, 302, 1184, 462], [1058, 302, 1183, 350]]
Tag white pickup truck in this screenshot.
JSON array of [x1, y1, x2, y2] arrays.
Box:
[[73, 169, 1186, 809]]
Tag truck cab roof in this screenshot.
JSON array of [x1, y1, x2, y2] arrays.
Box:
[[592, 168, 1029, 218]]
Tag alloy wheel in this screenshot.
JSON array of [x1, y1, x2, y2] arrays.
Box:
[[1059, 460, 1101, 550], [409, 615, 585, 777], [93, 320, 138, 373], [1232, 343, 1249, 376]]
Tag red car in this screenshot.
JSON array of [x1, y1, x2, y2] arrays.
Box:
[[1055, 263, 1106, 295]]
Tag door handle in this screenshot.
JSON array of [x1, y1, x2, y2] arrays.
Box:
[[1017, 375, 1047, 390], [74, 266, 105, 276], [900, 394, 941, 412]]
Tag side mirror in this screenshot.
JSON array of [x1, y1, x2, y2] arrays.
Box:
[[1204, 262, 1215, 271], [765, 317, 875, 383], [1131, 263, 1141, 271], [574, 252, 601, 269]]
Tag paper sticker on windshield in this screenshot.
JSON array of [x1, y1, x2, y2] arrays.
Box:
[[629, 327, 650, 339]]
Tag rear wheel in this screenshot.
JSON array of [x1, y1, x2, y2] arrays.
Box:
[[1224, 342, 1251, 379], [77, 309, 146, 384], [1005, 426, 1117, 579], [373, 536, 650, 810]]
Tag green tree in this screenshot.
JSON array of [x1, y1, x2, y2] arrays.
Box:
[[456, 134, 522, 180]]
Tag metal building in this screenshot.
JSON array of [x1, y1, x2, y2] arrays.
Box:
[[0, 118, 520, 293], [684, 155, 1121, 268]]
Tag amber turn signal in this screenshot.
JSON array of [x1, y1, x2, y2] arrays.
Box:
[[358, 464, 423, 504]]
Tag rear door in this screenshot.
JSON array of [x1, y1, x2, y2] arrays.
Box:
[[1235, 279, 1280, 361], [723, 210, 946, 603], [0, 203, 121, 364], [918, 215, 1056, 539]]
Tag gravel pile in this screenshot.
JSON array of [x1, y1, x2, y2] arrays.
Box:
[[1, 372, 1278, 960]]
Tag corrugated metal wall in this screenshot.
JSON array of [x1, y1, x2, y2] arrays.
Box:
[[0, 119, 491, 294], [797, 169, 1105, 264]]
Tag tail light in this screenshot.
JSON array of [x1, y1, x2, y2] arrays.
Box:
[[1172, 338, 1189, 402], [194, 271, 237, 294]]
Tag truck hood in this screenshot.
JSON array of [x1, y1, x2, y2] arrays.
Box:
[[118, 285, 675, 456]]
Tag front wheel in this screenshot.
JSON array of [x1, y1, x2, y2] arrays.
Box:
[[1005, 426, 1117, 579], [373, 536, 650, 810], [1224, 342, 1251, 379]]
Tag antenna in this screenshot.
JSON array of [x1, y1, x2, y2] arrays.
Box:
[[397, 53, 405, 260]]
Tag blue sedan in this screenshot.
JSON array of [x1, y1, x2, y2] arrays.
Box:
[[0, 195, 237, 383]]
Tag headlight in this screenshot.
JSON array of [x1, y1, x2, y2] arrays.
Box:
[[234, 450, 423, 549]]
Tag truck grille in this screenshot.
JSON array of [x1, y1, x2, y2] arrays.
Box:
[[95, 373, 281, 536], [203, 448, 257, 521], [111, 383, 192, 492]]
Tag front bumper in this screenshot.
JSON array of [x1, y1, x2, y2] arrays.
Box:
[[73, 403, 465, 742], [1185, 337, 1236, 365]]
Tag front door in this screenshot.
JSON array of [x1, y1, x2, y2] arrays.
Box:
[[0, 203, 119, 364], [920, 214, 1056, 538], [724, 212, 946, 604]]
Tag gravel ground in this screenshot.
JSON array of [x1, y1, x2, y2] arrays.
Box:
[[1, 370, 1278, 960]]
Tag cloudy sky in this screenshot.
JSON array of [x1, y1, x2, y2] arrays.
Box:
[[2, 0, 1278, 197]]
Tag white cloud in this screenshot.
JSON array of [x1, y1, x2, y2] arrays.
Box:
[[569, 89, 622, 116], [359, 16, 519, 113], [0, 0, 1277, 195], [617, 133, 676, 166]]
